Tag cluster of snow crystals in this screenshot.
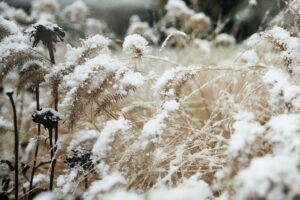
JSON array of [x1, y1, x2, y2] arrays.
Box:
[[56, 170, 78, 194], [123, 34, 149, 57], [23, 173, 48, 189], [228, 112, 265, 155], [240, 50, 259, 65], [263, 69, 300, 109], [85, 171, 126, 200], [149, 175, 212, 200], [193, 39, 211, 57], [165, 0, 194, 18], [215, 33, 236, 46], [82, 34, 110, 52], [266, 114, 300, 154], [163, 100, 180, 111], [265, 27, 300, 67], [245, 33, 260, 47], [68, 129, 99, 152], [235, 155, 300, 200], [142, 100, 180, 137], [152, 66, 194, 95], [0, 17, 29, 60], [92, 117, 130, 159], [62, 54, 123, 90], [61, 1, 88, 25], [120, 71, 145, 87], [50, 34, 110, 79]]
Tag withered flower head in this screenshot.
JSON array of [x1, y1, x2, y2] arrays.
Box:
[[29, 23, 65, 48], [32, 108, 62, 130], [65, 148, 93, 171]]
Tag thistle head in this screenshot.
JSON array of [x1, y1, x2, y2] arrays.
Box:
[[32, 108, 62, 130], [29, 23, 65, 48]]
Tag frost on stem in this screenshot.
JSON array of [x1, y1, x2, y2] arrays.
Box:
[[28, 23, 65, 48], [32, 108, 62, 130]]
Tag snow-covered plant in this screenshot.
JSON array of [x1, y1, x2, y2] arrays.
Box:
[[1, 1, 300, 200], [123, 34, 149, 58]]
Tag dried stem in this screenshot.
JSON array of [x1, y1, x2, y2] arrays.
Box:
[[84, 174, 88, 189], [47, 42, 58, 191], [6, 91, 19, 200], [48, 128, 54, 190], [28, 85, 40, 199]]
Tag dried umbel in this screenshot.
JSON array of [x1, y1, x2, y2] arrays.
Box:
[[32, 108, 62, 130], [29, 23, 65, 48], [65, 148, 93, 171]]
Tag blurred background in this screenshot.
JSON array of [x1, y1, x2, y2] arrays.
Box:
[[1, 0, 284, 41]]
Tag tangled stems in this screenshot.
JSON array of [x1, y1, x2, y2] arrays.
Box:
[[6, 91, 19, 200]]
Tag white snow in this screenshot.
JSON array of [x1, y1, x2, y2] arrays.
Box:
[[215, 33, 236, 46], [163, 100, 180, 111], [120, 71, 145, 87], [92, 117, 131, 158], [149, 175, 212, 200], [165, 0, 194, 17], [123, 34, 149, 57], [86, 171, 126, 200]]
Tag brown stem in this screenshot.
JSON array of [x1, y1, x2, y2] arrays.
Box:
[[84, 174, 88, 189], [47, 43, 55, 65], [28, 85, 40, 199], [47, 42, 58, 192], [6, 91, 19, 200], [48, 128, 54, 190]]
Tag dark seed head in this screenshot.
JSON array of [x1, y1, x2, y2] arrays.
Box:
[[32, 108, 62, 130], [65, 148, 93, 171], [29, 23, 65, 48]]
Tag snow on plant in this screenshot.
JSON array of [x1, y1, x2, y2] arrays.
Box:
[[123, 34, 149, 57], [1, 1, 300, 200]]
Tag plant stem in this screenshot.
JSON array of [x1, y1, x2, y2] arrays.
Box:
[[48, 128, 54, 190], [6, 91, 19, 200], [47, 42, 59, 191], [84, 174, 88, 189], [28, 85, 40, 199], [47, 43, 55, 64]]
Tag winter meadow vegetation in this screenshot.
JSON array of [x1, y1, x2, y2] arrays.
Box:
[[0, 0, 300, 199]]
